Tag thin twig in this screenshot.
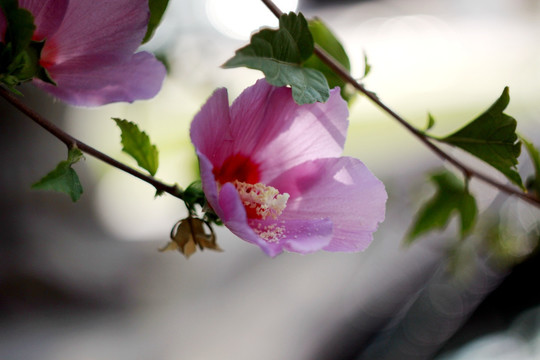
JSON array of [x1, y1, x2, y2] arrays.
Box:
[[260, 0, 540, 208], [0, 86, 184, 200]]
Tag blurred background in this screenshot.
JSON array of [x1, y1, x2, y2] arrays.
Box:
[[1, 0, 540, 359]]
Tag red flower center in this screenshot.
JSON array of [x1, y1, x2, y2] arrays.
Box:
[[39, 41, 58, 69], [213, 154, 288, 223], [213, 154, 260, 185]]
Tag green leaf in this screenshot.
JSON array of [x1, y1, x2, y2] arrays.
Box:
[[405, 171, 478, 244], [362, 50, 371, 79], [113, 118, 159, 176], [439, 87, 523, 188], [142, 0, 169, 44], [520, 135, 540, 197], [302, 18, 355, 103], [277, 12, 314, 61], [223, 12, 329, 104], [32, 148, 84, 202], [425, 113, 435, 131]]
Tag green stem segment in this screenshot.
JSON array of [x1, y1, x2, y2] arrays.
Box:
[[260, 0, 540, 208], [0, 86, 184, 200]]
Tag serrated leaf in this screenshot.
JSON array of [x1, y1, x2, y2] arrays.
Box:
[[223, 12, 329, 104], [405, 171, 478, 244], [439, 87, 523, 188], [142, 0, 169, 44], [268, 64, 328, 104], [302, 18, 355, 103], [113, 118, 159, 176], [32, 148, 84, 202], [520, 136, 540, 197], [160, 217, 221, 258], [277, 12, 314, 61]]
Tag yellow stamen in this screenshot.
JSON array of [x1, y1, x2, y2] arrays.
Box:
[[234, 180, 289, 220]]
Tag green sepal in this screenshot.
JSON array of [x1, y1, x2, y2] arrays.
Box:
[[142, 0, 169, 44], [6, 40, 40, 81], [32, 147, 84, 202], [223, 12, 330, 105], [0, 2, 56, 89], [35, 63, 56, 85], [0, 42, 55, 90], [438, 87, 524, 189], [0, 0, 35, 55], [302, 17, 355, 103], [0, 0, 37, 90], [181, 179, 222, 225], [183, 180, 205, 210], [113, 118, 159, 176], [203, 209, 222, 226], [405, 171, 478, 244], [30, 41, 56, 85]]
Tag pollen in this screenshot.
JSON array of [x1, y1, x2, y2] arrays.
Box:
[[254, 222, 285, 243], [234, 181, 290, 220]]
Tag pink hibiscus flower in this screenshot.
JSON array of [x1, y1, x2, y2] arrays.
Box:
[[190, 80, 387, 257], [1, 0, 165, 106]]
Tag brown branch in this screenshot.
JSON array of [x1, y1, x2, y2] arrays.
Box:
[[0, 86, 184, 200], [260, 0, 540, 208]]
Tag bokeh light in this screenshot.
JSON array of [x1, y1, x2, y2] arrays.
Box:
[[205, 0, 298, 40]]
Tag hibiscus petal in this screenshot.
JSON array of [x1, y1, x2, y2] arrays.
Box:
[[282, 219, 332, 253], [218, 183, 283, 257], [270, 157, 387, 252], [201, 148, 335, 256], [198, 152, 282, 256], [19, 0, 68, 41], [190, 88, 234, 167], [191, 80, 387, 257], [228, 79, 349, 181], [33, 51, 166, 106], [203, 164, 334, 256], [42, 0, 150, 65], [249, 218, 333, 255], [197, 152, 221, 210]]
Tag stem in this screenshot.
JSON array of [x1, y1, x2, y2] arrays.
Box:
[[261, 0, 282, 17], [260, 0, 540, 208], [0, 86, 184, 200]]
